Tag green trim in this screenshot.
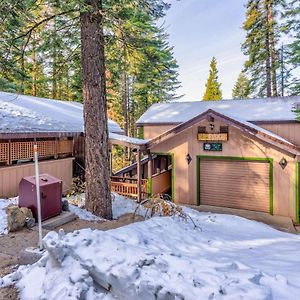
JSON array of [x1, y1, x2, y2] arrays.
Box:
[[196, 157, 200, 206], [296, 162, 299, 224], [196, 155, 274, 215], [147, 177, 152, 197], [152, 152, 175, 202], [269, 159, 274, 215]]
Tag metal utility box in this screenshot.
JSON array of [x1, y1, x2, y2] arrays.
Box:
[[19, 174, 62, 221]]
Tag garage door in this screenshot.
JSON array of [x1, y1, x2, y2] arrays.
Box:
[[199, 158, 270, 213]]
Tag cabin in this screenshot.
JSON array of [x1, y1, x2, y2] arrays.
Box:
[[117, 97, 300, 223], [0, 92, 146, 198], [2, 92, 300, 224]]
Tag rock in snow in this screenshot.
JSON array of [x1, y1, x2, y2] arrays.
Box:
[[1, 205, 300, 300], [6, 205, 33, 232]]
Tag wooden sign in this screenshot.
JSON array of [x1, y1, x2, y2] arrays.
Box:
[[203, 143, 223, 151], [197, 133, 228, 141]]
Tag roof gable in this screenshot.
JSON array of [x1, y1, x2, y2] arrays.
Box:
[[146, 109, 300, 157]]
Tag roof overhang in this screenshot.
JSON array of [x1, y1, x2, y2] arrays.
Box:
[[146, 109, 300, 158], [0, 131, 83, 139], [108, 133, 148, 151]]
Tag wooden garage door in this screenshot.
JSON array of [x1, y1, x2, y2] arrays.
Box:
[[200, 158, 270, 213]]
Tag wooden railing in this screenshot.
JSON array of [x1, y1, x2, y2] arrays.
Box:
[[0, 140, 73, 165], [111, 176, 148, 199]]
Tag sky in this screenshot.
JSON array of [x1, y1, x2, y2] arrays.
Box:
[[163, 0, 248, 101]]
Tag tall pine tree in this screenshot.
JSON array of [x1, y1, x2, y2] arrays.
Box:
[[203, 57, 222, 101], [242, 0, 283, 97], [283, 0, 300, 95]]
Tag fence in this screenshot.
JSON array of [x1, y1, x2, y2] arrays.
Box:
[[110, 176, 148, 199], [0, 139, 73, 165]]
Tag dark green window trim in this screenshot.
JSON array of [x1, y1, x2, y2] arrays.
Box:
[[151, 152, 174, 202], [196, 155, 274, 215], [296, 162, 299, 224]]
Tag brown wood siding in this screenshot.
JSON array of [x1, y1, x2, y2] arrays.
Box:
[[258, 123, 300, 146], [152, 170, 171, 195], [200, 159, 270, 212], [144, 125, 176, 140], [0, 158, 74, 198]]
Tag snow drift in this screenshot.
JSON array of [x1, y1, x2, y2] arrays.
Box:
[[1, 207, 300, 300]]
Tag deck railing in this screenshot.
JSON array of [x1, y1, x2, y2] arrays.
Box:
[[111, 176, 148, 199], [0, 140, 73, 165]]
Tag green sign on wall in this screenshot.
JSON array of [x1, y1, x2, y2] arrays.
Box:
[[203, 143, 222, 151]]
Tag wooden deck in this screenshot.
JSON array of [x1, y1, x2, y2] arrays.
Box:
[[111, 176, 148, 200]]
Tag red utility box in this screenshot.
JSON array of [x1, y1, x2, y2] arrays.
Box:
[[19, 174, 62, 221]]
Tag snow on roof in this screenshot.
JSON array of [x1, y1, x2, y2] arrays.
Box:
[[211, 108, 294, 146], [0, 92, 123, 134], [109, 133, 148, 146], [146, 108, 299, 155], [136, 96, 300, 125]]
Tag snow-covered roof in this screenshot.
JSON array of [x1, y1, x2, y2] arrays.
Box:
[[0, 92, 123, 134], [109, 133, 147, 148], [146, 109, 300, 155], [136, 97, 300, 125], [212, 108, 294, 146]]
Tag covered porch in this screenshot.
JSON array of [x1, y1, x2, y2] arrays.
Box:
[[110, 133, 173, 202], [109, 133, 149, 202]]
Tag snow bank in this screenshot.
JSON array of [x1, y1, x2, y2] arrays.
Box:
[[65, 193, 146, 221], [2, 208, 300, 299]]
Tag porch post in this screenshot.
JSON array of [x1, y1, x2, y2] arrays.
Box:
[[147, 151, 153, 197], [137, 149, 142, 202], [109, 143, 113, 176]]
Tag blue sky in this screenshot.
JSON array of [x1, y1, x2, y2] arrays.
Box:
[[163, 0, 248, 100]]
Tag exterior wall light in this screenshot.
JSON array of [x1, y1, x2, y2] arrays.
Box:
[[186, 154, 192, 165], [279, 157, 288, 169], [209, 123, 215, 131]]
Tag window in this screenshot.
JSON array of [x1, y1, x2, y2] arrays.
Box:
[[220, 126, 229, 133], [198, 126, 207, 133]]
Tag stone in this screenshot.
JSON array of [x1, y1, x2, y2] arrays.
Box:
[[19, 247, 46, 265], [6, 205, 33, 232], [42, 211, 76, 230], [62, 199, 69, 211]]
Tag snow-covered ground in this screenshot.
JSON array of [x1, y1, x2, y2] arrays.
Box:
[[66, 193, 146, 221], [1, 203, 300, 299], [0, 193, 145, 234]]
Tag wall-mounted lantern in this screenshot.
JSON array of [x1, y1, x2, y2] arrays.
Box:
[[186, 154, 192, 165], [279, 157, 288, 169]]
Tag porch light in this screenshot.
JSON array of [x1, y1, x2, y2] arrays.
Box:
[[186, 154, 192, 165]]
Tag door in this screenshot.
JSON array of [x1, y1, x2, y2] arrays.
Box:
[[199, 158, 271, 213]]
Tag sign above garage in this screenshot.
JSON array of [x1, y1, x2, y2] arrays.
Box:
[[203, 143, 223, 151], [197, 133, 228, 141]]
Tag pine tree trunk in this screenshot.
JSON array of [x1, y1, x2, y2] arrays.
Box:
[[32, 35, 37, 96], [121, 41, 128, 136], [80, 0, 112, 219], [268, 2, 278, 97], [280, 44, 284, 96], [52, 21, 58, 99], [265, 1, 272, 97]]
